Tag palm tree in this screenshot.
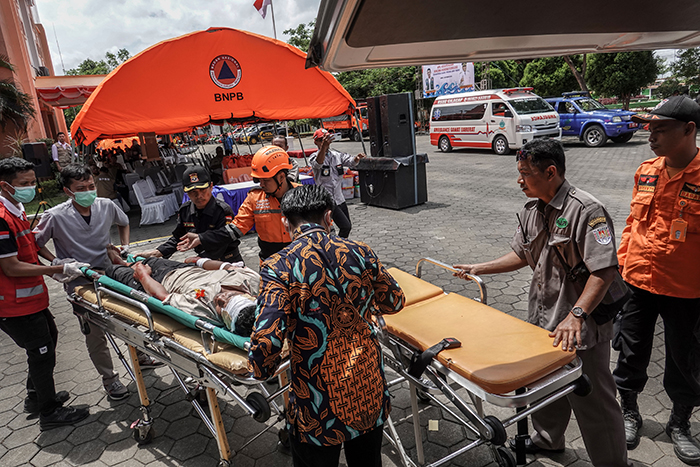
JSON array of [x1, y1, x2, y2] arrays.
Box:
[[0, 55, 36, 131]]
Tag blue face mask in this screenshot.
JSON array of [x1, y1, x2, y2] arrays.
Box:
[[69, 189, 97, 208], [7, 184, 36, 204]]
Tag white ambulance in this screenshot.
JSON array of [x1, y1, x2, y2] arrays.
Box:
[[430, 87, 561, 155]]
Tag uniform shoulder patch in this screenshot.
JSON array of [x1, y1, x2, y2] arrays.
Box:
[[680, 182, 700, 201], [592, 224, 612, 245], [588, 216, 607, 228]]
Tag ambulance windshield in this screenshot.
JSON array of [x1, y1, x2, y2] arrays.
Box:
[[509, 97, 554, 115]]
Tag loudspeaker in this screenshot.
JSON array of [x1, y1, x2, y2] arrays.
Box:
[[357, 154, 428, 209], [22, 143, 53, 178], [366, 93, 416, 158]]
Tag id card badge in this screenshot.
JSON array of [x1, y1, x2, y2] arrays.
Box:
[[671, 218, 688, 242]]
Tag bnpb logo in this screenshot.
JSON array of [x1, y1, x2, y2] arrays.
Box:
[[210, 55, 242, 89]]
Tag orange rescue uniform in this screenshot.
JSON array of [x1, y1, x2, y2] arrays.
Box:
[[618, 149, 700, 298], [230, 187, 294, 259]]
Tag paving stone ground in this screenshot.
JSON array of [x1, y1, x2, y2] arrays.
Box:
[[1, 134, 695, 466]]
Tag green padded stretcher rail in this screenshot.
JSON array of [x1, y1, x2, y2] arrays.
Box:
[[80, 266, 250, 350]]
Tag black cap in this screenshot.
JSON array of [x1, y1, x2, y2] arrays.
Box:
[[632, 96, 700, 126], [183, 166, 211, 192]]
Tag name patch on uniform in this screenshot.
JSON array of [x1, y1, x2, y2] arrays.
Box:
[[637, 174, 658, 192], [679, 182, 700, 201], [593, 224, 612, 245], [184, 222, 195, 228], [588, 216, 607, 228]]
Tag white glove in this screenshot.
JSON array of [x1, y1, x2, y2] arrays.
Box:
[[51, 260, 90, 283], [119, 244, 130, 257]]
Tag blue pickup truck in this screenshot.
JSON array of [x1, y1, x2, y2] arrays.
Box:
[[545, 92, 639, 147]]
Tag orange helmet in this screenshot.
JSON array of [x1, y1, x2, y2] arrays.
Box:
[[251, 146, 293, 178]]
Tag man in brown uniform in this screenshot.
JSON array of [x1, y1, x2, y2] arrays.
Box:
[[454, 139, 631, 466], [51, 132, 73, 173]]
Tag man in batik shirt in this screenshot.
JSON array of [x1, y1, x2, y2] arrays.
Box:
[[249, 184, 404, 467]]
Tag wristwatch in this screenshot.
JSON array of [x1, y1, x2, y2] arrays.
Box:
[[570, 306, 588, 321]]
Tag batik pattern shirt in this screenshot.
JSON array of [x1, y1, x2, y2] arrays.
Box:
[[249, 223, 405, 446]]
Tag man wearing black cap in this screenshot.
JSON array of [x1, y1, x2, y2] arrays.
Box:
[[141, 166, 242, 263], [614, 96, 700, 464]]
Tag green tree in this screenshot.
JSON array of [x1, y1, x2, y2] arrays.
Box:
[[0, 55, 36, 132], [520, 57, 579, 96], [671, 48, 700, 88], [64, 49, 130, 128], [336, 67, 418, 100], [283, 21, 315, 52], [653, 77, 688, 98], [587, 51, 659, 110]]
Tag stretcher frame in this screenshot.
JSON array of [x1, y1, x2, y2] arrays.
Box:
[[68, 270, 290, 467], [379, 258, 591, 467]]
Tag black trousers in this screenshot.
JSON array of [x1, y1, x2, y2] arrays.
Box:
[[333, 202, 352, 238], [106, 257, 191, 292], [290, 425, 384, 467], [613, 284, 700, 407], [0, 308, 59, 414]]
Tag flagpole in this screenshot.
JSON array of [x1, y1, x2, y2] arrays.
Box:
[[269, 0, 277, 40]]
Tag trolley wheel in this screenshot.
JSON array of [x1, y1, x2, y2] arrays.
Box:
[[246, 392, 271, 423], [439, 135, 452, 152], [218, 460, 231, 467], [133, 425, 154, 445], [573, 374, 593, 397], [416, 388, 431, 403], [492, 135, 510, 155], [278, 427, 290, 449], [495, 446, 517, 467], [484, 415, 507, 445]]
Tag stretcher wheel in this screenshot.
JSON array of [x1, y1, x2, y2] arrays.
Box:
[[246, 392, 271, 423], [133, 425, 154, 445], [484, 415, 507, 445], [495, 446, 516, 467], [573, 374, 592, 397], [217, 461, 231, 467]]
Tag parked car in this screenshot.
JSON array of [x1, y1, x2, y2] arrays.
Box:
[[240, 123, 298, 144], [545, 92, 639, 147]]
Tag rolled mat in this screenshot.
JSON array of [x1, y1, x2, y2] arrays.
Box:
[[80, 267, 250, 350]]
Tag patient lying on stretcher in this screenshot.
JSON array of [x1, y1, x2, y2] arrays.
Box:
[[105, 246, 259, 337]]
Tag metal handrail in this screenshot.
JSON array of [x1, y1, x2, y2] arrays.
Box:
[[415, 257, 488, 304]]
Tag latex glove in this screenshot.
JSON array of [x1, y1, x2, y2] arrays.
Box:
[[119, 244, 130, 257], [50, 258, 75, 283], [56, 261, 91, 283]]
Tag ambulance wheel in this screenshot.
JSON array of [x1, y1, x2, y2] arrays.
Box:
[[439, 136, 452, 152], [573, 374, 593, 397], [583, 124, 607, 147], [484, 415, 507, 445], [611, 133, 633, 144], [247, 392, 271, 423], [133, 426, 154, 445], [351, 129, 362, 142], [495, 446, 516, 467], [492, 135, 510, 155]]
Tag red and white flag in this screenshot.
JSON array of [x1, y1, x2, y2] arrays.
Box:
[[253, 0, 272, 19]]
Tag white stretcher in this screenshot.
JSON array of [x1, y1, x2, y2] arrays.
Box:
[[379, 259, 591, 467], [68, 269, 290, 467]]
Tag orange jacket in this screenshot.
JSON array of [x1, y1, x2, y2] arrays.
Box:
[[618, 150, 700, 298], [230, 187, 293, 258], [0, 204, 49, 316]]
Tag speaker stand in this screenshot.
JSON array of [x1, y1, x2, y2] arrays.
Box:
[[30, 179, 53, 229]]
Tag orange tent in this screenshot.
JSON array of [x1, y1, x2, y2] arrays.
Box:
[[71, 28, 356, 145], [96, 136, 139, 151]]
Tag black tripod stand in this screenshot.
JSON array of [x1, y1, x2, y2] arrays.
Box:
[[29, 178, 52, 229]]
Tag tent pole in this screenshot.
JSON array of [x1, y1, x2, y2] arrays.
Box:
[[296, 133, 309, 166], [354, 109, 368, 155]]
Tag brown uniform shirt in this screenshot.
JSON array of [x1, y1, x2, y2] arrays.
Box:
[[510, 180, 618, 349]]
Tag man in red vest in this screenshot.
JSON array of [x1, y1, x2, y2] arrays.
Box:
[[0, 157, 89, 430]]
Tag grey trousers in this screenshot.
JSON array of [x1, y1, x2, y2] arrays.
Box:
[[73, 303, 119, 386], [531, 342, 632, 467]]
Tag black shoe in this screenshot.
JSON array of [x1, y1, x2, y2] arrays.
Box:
[[667, 404, 700, 465], [621, 391, 643, 450], [24, 391, 70, 415], [39, 406, 89, 431], [508, 436, 565, 454]]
